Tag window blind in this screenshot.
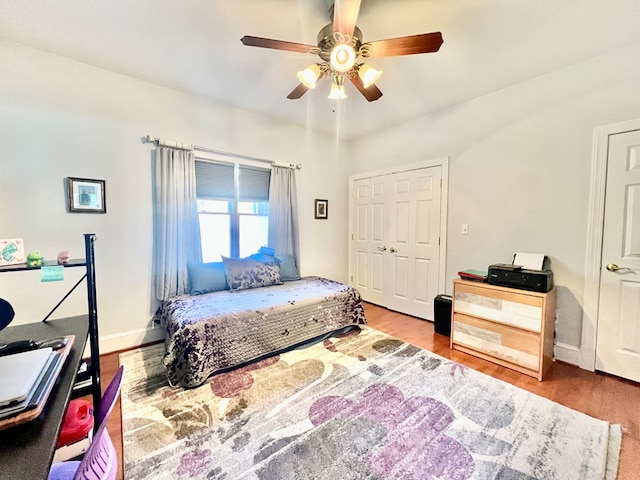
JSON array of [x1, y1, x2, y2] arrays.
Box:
[[195, 160, 234, 199], [195, 160, 270, 201], [239, 165, 270, 201]]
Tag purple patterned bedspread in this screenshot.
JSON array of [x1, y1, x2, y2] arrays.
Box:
[[154, 276, 367, 387]]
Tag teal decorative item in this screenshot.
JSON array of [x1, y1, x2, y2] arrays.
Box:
[[0, 238, 25, 266]]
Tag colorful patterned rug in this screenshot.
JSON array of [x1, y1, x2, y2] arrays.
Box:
[[120, 327, 621, 480]]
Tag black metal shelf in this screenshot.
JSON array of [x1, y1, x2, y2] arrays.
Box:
[[0, 234, 102, 420], [0, 258, 86, 273]]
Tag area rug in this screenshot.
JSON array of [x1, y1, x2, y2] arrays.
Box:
[[120, 326, 621, 480]]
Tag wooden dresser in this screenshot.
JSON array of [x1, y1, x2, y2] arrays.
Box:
[[450, 279, 556, 380]]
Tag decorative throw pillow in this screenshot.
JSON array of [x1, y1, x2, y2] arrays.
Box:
[[276, 254, 301, 281], [187, 261, 229, 295], [258, 246, 276, 256], [249, 252, 279, 265], [222, 256, 283, 291]]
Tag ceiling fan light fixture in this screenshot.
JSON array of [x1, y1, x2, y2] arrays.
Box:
[[330, 44, 356, 73], [328, 75, 347, 100], [358, 64, 383, 88], [297, 64, 322, 89]]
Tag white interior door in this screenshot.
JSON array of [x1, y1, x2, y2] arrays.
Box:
[[385, 168, 442, 318], [596, 129, 640, 382], [351, 166, 443, 320], [352, 177, 386, 306]]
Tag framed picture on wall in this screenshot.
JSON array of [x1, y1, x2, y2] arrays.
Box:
[[67, 177, 106, 213], [314, 199, 328, 219]]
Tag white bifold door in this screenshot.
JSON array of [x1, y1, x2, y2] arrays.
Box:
[[351, 165, 444, 320]]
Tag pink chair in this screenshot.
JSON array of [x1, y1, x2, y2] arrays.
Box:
[[48, 365, 125, 480]]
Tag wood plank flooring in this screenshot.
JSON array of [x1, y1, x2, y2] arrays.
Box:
[[100, 302, 639, 480]]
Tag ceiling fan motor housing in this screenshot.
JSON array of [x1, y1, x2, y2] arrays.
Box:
[[316, 23, 363, 62]]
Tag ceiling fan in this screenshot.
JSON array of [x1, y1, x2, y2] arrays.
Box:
[[240, 0, 443, 102]]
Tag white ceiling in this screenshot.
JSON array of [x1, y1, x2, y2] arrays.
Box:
[[1, 0, 639, 140]]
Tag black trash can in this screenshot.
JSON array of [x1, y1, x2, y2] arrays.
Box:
[[434, 294, 452, 336]]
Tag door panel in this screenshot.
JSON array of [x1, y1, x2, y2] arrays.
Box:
[[371, 253, 384, 294], [414, 258, 430, 303], [624, 184, 640, 257], [596, 129, 640, 382], [391, 254, 409, 300], [416, 200, 432, 243], [395, 201, 410, 243], [372, 203, 384, 241], [619, 281, 640, 352]]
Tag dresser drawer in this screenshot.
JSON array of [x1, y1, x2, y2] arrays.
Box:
[[452, 313, 541, 371], [453, 282, 543, 332]]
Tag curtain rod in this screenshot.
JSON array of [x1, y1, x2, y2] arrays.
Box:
[[143, 135, 301, 170]]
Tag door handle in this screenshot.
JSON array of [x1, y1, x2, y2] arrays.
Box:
[[377, 246, 387, 252], [606, 263, 631, 272], [389, 247, 397, 253]]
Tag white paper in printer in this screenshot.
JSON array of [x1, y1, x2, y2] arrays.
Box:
[[513, 252, 546, 270]]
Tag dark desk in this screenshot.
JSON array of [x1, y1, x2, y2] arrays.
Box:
[[0, 316, 88, 480]]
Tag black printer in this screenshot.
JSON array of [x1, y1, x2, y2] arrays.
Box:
[[487, 263, 554, 292]]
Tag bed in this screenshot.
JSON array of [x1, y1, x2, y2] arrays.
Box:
[[154, 275, 367, 387]]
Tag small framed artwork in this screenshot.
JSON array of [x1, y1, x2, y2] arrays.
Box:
[[314, 199, 328, 219], [67, 177, 106, 213]]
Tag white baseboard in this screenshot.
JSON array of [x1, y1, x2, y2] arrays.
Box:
[[91, 326, 587, 371], [554, 342, 582, 367], [95, 325, 165, 354]]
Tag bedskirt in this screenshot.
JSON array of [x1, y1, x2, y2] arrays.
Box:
[[154, 276, 367, 387]]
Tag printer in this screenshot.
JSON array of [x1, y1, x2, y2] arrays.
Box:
[[487, 253, 554, 293]]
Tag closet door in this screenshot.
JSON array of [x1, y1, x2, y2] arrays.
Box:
[[385, 167, 442, 318], [352, 177, 386, 306], [351, 166, 443, 320]]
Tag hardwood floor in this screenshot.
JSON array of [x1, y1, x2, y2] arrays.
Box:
[[100, 302, 639, 479]]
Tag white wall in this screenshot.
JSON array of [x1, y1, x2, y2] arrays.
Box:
[[0, 39, 349, 353], [348, 42, 640, 362]]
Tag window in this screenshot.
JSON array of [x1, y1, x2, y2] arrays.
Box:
[[195, 160, 270, 262]]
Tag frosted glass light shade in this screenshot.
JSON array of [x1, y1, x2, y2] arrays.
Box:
[[358, 64, 383, 88], [297, 64, 321, 89], [328, 75, 347, 99]]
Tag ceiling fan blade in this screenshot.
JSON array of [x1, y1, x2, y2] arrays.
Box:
[[287, 83, 310, 100], [241, 36, 315, 54], [333, 0, 361, 37], [349, 74, 383, 102], [365, 32, 443, 57]]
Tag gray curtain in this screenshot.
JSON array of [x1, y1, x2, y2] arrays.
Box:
[[268, 166, 300, 261], [152, 146, 202, 300]]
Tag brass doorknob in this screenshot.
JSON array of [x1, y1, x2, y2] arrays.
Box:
[[389, 247, 397, 253], [377, 246, 387, 252], [606, 263, 631, 272]]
